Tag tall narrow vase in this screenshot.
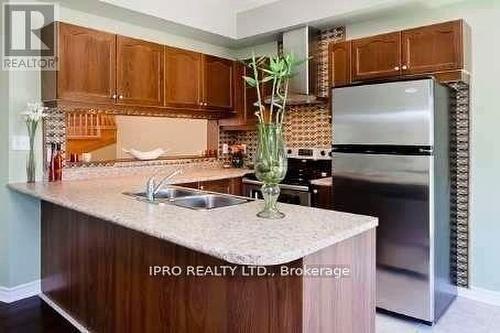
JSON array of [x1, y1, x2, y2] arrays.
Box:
[[254, 124, 287, 219], [26, 136, 36, 183]]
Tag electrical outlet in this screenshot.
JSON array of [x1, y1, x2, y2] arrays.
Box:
[[11, 135, 30, 151], [222, 143, 229, 154]]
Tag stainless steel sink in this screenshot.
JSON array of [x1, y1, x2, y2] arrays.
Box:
[[172, 194, 250, 210], [124, 187, 196, 201], [124, 186, 252, 210]]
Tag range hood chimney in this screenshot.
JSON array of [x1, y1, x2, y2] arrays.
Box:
[[280, 26, 322, 105]]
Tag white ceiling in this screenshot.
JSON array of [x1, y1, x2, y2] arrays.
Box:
[[232, 0, 281, 12], [95, 0, 468, 42], [97, 0, 280, 38]]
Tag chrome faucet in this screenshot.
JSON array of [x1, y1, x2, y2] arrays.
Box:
[[145, 169, 182, 202]]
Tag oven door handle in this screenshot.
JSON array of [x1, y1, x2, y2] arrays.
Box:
[[241, 178, 263, 186], [279, 184, 310, 192], [242, 178, 309, 192]]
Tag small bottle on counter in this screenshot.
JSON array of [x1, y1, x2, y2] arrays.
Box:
[[48, 143, 56, 182], [52, 144, 63, 181]]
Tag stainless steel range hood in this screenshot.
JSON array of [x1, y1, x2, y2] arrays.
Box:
[[281, 26, 322, 105]]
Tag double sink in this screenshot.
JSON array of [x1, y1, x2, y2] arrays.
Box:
[[125, 186, 252, 210]]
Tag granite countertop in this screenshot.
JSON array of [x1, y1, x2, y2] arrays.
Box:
[[9, 167, 377, 266], [310, 177, 332, 187]]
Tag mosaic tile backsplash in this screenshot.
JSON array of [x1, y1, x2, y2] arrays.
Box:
[[219, 104, 331, 165]]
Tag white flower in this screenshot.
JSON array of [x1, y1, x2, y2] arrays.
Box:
[[22, 102, 47, 123]]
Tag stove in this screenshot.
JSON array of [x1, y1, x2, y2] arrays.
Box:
[[242, 148, 332, 206]]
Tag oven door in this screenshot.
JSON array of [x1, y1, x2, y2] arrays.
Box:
[[243, 181, 311, 206]]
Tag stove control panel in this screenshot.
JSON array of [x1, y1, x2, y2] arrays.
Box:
[[286, 148, 332, 160]]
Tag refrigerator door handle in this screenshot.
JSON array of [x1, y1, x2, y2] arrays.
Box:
[[418, 147, 434, 155], [332, 145, 434, 156]]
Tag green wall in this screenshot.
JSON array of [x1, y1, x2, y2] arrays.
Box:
[[346, 0, 500, 292], [0, 17, 43, 287], [0, 14, 10, 287]]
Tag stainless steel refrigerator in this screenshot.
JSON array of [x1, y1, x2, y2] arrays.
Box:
[[331, 78, 456, 323]]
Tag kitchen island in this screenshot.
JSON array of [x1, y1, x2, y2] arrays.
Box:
[[9, 169, 377, 333]]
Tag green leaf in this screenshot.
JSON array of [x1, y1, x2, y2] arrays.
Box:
[[260, 68, 275, 75], [270, 57, 281, 72], [261, 76, 273, 83], [242, 76, 257, 87]]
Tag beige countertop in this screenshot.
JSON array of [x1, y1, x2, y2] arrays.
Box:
[[9, 167, 377, 266]]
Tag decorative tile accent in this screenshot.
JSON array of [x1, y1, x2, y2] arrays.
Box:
[[316, 26, 345, 98], [219, 130, 258, 165], [448, 82, 470, 288], [218, 104, 331, 165], [42, 107, 66, 174], [63, 159, 224, 181], [284, 105, 332, 148]]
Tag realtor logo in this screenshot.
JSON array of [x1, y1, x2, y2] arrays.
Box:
[[2, 2, 58, 71]]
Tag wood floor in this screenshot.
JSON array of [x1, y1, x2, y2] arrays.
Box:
[[0, 296, 77, 333]]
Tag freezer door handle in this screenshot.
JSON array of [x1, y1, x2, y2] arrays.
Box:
[[417, 147, 433, 154], [332, 145, 433, 156]]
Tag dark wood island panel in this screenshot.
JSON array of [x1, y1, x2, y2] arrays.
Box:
[[41, 201, 375, 333]]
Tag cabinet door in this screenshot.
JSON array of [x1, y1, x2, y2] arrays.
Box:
[[219, 62, 246, 127], [203, 55, 234, 111], [199, 179, 232, 194], [402, 20, 463, 75], [219, 61, 267, 129], [116, 36, 164, 106], [244, 70, 260, 125], [164, 47, 202, 109], [56, 23, 116, 103], [328, 41, 351, 88], [177, 182, 199, 189], [311, 185, 332, 210], [229, 178, 243, 196], [351, 32, 402, 81]]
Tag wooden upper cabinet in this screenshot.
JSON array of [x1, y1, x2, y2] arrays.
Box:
[[116, 36, 164, 106], [54, 23, 116, 103], [328, 41, 351, 88], [402, 20, 465, 75], [164, 47, 202, 109], [203, 55, 234, 111], [233, 62, 246, 120], [219, 60, 271, 130], [351, 32, 402, 81], [219, 62, 246, 127]]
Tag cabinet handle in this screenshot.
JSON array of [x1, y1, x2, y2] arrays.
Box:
[[200, 185, 204, 190], [118, 95, 124, 100], [199, 102, 203, 106], [313, 189, 318, 194], [402, 65, 408, 70], [394, 66, 400, 71], [204, 102, 208, 106], [111, 94, 117, 100]]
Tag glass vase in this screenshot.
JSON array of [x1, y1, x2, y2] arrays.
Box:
[[254, 123, 288, 219], [26, 136, 36, 183]]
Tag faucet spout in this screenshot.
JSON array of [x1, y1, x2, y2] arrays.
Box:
[[145, 169, 183, 202]]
